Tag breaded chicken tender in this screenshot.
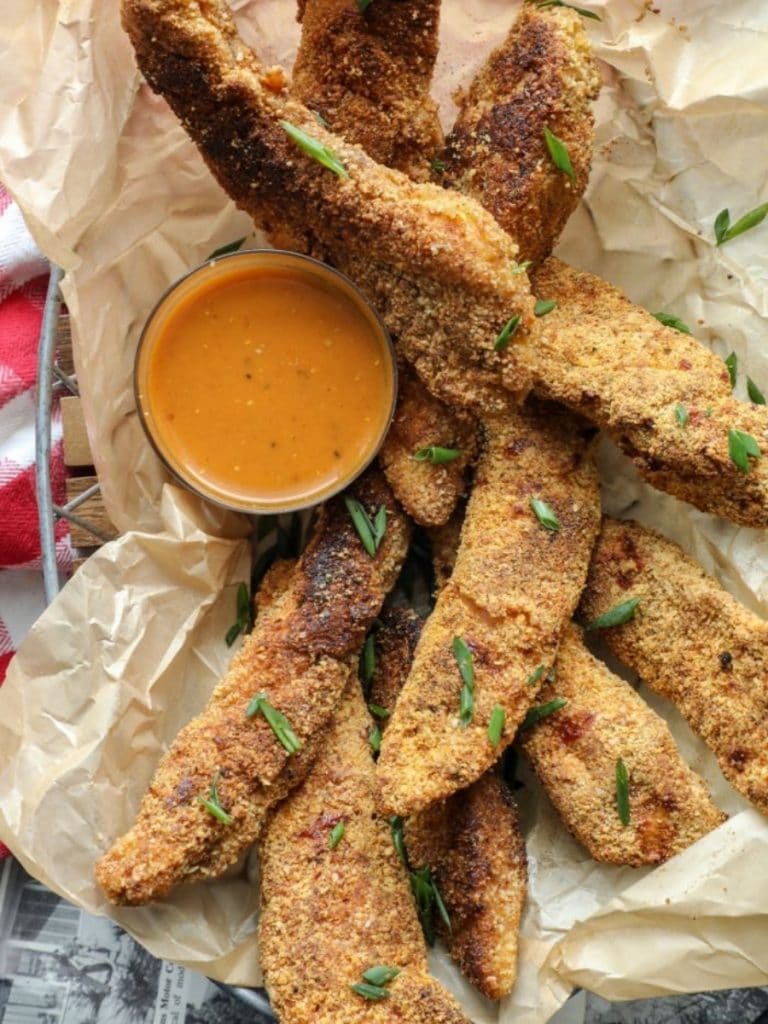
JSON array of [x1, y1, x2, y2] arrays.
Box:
[[95, 471, 409, 906], [581, 518, 768, 817], [377, 401, 601, 814], [379, 366, 477, 527], [521, 624, 725, 866], [259, 681, 473, 1024], [528, 260, 768, 527], [121, 0, 536, 415], [293, 0, 443, 182], [444, 4, 600, 266], [370, 608, 527, 1001]]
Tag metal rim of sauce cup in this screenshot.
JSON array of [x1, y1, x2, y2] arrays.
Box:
[[133, 249, 398, 515]]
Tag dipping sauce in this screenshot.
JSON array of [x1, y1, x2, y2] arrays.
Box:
[[135, 251, 396, 512]]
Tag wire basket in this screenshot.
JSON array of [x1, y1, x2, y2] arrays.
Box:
[[34, 265, 275, 1022]]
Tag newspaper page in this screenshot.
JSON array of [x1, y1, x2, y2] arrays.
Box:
[[0, 859, 271, 1024]]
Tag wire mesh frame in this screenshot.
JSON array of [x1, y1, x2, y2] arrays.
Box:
[[34, 265, 275, 1022]]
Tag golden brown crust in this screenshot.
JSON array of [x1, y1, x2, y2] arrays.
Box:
[[521, 624, 725, 866], [95, 471, 410, 906], [259, 682, 472, 1024], [443, 5, 600, 266], [530, 258, 768, 527], [120, 0, 536, 414], [406, 771, 527, 1001], [369, 605, 424, 717], [580, 518, 768, 817], [379, 367, 477, 527], [293, 0, 443, 182], [377, 401, 601, 814]]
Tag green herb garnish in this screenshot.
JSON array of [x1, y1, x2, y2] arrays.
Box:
[[207, 237, 246, 261], [280, 120, 349, 178], [363, 966, 401, 987], [350, 982, 389, 1001], [390, 816, 407, 864], [653, 311, 691, 335], [747, 377, 766, 405], [198, 770, 232, 825], [511, 260, 533, 275], [715, 203, 768, 246], [527, 664, 546, 686], [530, 498, 561, 532], [728, 428, 762, 473], [452, 636, 475, 726], [725, 351, 737, 388], [369, 723, 382, 755], [368, 703, 390, 719], [225, 581, 251, 647], [488, 705, 505, 747], [356, 0, 374, 10], [494, 314, 522, 352], [345, 497, 387, 557], [329, 820, 345, 849], [615, 758, 631, 826], [430, 158, 446, 174], [245, 693, 302, 754], [531, 0, 601, 18], [543, 126, 575, 180], [413, 446, 461, 464], [534, 299, 557, 317], [675, 403, 689, 427], [410, 866, 451, 945], [520, 698, 568, 731], [585, 597, 641, 631]]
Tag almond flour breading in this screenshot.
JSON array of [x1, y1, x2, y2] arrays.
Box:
[[581, 518, 768, 815]]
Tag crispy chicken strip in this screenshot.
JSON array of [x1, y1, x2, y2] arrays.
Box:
[[370, 608, 527, 1001], [580, 518, 768, 816], [379, 366, 477, 527], [259, 680, 472, 1024], [121, 0, 535, 414], [377, 401, 601, 814], [528, 259, 768, 527], [521, 623, 725, 866], [294, 2, 474, 526], [95, 471, 409, 906], [293, 0, 443, 182], [443, 3, 600, 266]]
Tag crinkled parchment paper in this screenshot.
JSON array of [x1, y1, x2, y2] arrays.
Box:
[[1, 0, 768, 1018]]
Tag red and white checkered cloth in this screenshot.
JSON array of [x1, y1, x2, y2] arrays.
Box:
[[0, 184, 71, 858]]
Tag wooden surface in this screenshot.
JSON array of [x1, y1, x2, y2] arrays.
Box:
[[57, 312, 117, 563]]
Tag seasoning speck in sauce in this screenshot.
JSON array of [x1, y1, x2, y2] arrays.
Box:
[[136, 254, 395, 511]]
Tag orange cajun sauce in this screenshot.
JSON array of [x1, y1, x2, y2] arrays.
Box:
[[136, 254, 395, 511]]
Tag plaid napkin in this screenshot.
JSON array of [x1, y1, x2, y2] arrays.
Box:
[[0, 185, 72, 833]]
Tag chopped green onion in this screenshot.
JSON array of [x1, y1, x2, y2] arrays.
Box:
[[225, 581, 251, 646], [390, 816, 407, 864], [715, 203, 768, 246], [198, 770, 232, 825], [530, 498, 561, 532], [368, 703, 390, 719], [532, 0, 601, 18], [534, 299, 557, 317], [430, 158, 446, 173], [350, 982, 389, 1000], [488, 705, 505, 747], [494, 314, 522, 352], [345, 497, 387, 557], [675, 403, 689, 427], [280, 120, 349, 178], [452, 636, 475, 726], [356, 0, 374, 9], [615, 758, 631, 826], [245, 693, 302, 754], [725, 351, 737, 388], [369, 724, 382, 755], [207, 237, 246, 261], [543, 126, 575, 180], [520, 698, 568, 731], [329, 820, 345, 849], [527, 664, 546, 686], [362, 966, 401, 987], [511, 260, 533, 275], [747, 377, 766, 405], [728, 428, 762, 473], [413, 446, 462, 464], [409, 866, 450, 945], [653, 311, 691, 335], [585, 597, 641, 631]]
